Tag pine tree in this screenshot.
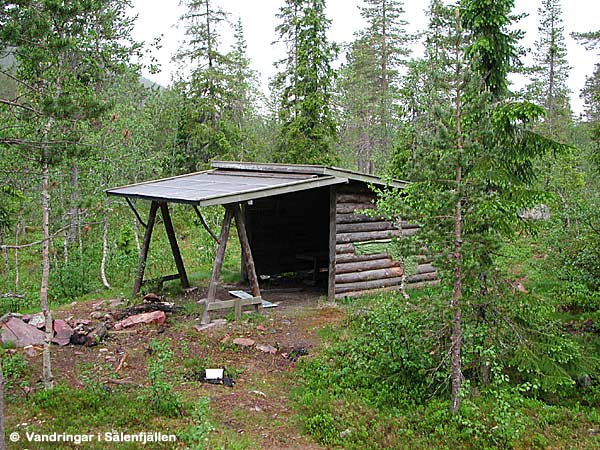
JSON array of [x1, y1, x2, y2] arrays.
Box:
[[272, 0, 338, 165]]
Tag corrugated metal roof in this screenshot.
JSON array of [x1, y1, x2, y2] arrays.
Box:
[[106, 162, 406, 206]]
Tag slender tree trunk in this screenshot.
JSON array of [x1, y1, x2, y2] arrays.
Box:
[[69, 162, 79, 246], [14, 220, 19, 292], [450, 8, 463, 415], [100, 196, 111, 289], [59, 172, 68, 263], [40, 149, 54, 390], [0, 356, 5, 450], [133, 217, 141, 252], [1, 232, 8, 274]]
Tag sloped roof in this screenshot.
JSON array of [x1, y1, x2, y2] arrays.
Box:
[[106, 161, 406, 206]]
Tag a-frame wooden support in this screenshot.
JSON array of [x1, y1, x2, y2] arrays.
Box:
[[133, 201, 158, 296], [132, 200, 190, 297], [201, 203, 262, 324]]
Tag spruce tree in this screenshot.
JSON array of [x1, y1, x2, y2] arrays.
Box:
[[527, 0, 571, 137], [339, 0, 411, 172], [380, 0, 567, 414], [174, 0, 233, 170], [272, 0, 338, 165]]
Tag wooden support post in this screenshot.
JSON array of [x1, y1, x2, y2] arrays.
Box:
[[201, 206, 234, 324], [233, 203, 262, 313], [132, 201, 159, 297], [328, 186, 337, 303], [160, 202, 189, 290], [234, 298, 242, 321]]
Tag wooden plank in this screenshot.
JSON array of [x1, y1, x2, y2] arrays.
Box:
[[132, 201, 159, 296], [328, 186, 337, 302], [335, 267, 403, 284], [336, 203, 376, 214], [201, 207, 234, 324], [335, 258, 398, 274], [335, 252, 390, 264], [160, 202, 190, 290], [336, 228, 418, 244], [205, 297, 262, 311], [335, 276, 405, 294], [336, 243, 355, 254], [233, 203, 261, 312]]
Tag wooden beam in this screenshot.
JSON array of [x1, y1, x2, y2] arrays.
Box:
[[201, 206, 234, 324], [233, 204, 262, 313], [160, 202, 189, 290], [328, 186, 337, 302], [132, 201, 159, 296], [202, 296, 262, 311]]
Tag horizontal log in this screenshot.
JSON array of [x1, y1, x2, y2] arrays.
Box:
[[407, 271, 438, 283], [336, 267, 403, 284], [336, 221, 394, 233], [335, 252, 389, 263], [416, 263, 436, 274], [334, 280, 440, 300], [336, 243, 355, 254], [336, 221, 418, 233], [337, 193, 375, 204], [336, 258, 398, 275], [336, 228, 418, 244], [336, 212, 384, 224], [336, 203, 376, 214], [335, 276, 404, 293]]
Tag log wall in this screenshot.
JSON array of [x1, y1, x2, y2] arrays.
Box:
[[333, 182, 437, 300]]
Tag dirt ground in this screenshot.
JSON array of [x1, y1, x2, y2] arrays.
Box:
[[14, 278, 345, 449]]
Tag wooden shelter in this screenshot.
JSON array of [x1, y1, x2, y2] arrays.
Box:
[[106, 161, 437, 322]]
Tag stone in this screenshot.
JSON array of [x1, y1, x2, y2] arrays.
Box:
[[194, 319, 227, 332], [113, 310, 166, 331], [256, 343, 277, 354], [90, 311, 104, 320], [52, 319, 73, 346], [28, 313, 46, 329], [1, 318, 46, 347], [232, 337, 255, 347], [23, 345, 39, 358]]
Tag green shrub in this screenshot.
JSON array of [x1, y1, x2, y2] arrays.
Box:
[[140, 338, 182, 417]]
